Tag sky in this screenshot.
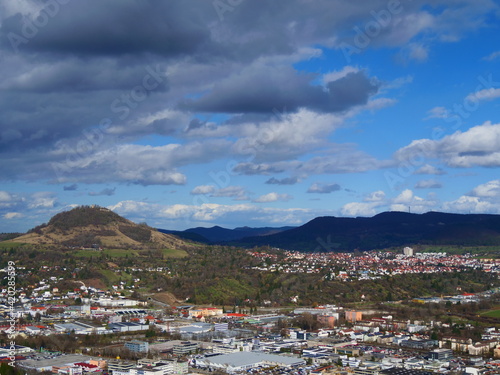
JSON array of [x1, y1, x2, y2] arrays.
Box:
[[1, 0, 500, 232]]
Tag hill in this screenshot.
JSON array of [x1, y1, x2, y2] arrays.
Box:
[[11, 205, 192, 250], [159, 225, 295, 243], [230, 211, 500, 251]]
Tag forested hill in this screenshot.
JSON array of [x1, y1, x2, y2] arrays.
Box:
[[159, 225, 295, 243], [230, 211, 500, 252]]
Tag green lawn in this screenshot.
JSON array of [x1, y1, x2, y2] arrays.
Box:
[[482, 308, 500, 318], [73, 248, 138, 258], [73, 247, 186, 258]]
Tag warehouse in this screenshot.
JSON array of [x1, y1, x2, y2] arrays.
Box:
[[194, 352, 305, 373]]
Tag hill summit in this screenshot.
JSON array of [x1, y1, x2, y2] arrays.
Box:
[[12, 205, 189, 250]]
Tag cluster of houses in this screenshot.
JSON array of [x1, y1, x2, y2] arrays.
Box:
[[249, 249, 500, 281]]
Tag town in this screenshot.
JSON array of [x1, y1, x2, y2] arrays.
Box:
[[1, 248, 500, 375]]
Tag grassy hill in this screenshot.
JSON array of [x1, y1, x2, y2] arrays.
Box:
[[11, 205, 193, 251]]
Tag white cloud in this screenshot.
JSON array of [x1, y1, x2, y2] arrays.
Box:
[[483, 51, 500, 61], [190, 185, 248, 200], [415, 179, 442, 189], [466, 88, 500, 103], [253, 192, 293, 203], [407, 43, 429, 62], [341, 202, 380, 217], [390, 189, 438, 213], [323, 66, 359, 84], [191, 185, 216, 195], [395, 122, 500, 168], [3, 212, 23, 219], [441, 179, 500, 214], [0, 191, 13, 202], [425, 106, 448, 120], [364, 190, 386, 202], [28, 192, 57, 209], [108, 200, 314, 229], [211, 186, 249, 200], [470, 180, 500, 198], [443, 195, 498, 214], [307, 183, 341, 194], [342, 189, 437, 216], [234, 145, 392, 177], [231, 109, 345, 163], [415, 164, 446, 175]]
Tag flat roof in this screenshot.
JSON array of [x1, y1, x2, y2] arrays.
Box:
[[203, 352, 304, 368], [20, 354, 93, 369]]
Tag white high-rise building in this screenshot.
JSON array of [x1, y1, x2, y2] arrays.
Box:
[[403, 247, 414, 256]]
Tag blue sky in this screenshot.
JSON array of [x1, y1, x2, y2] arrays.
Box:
[[1, 0, 500, 232]]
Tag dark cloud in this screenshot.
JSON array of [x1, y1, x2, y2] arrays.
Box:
[[88, 187, 116, 196], [181, 69, 379, 114], [265, 177, 299, 185], [233, 163, 286, 176], [0, 1, 213, 57], [307, 183, 342, 194], [63, 184, 78, 191]]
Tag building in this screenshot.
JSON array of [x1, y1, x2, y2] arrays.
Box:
[[97, 298, 139, 307], [109, 322, 149, 332], [0, 345, 35, 356], [403, 247, 414, 256], [195, 352, 305, 373], [20, 355, 94, 372], [173, 341, 199, 356], [107, 360, 136, 375], [400, 339, 437, 350], [214, 322, 229, 331], [126, 360, 188, 375], [188, 307, 223, 318], [124, 340, 149, 353], [381, 369, 434, 375], [345, 310, 363, 323], [317, 315, 335, 328], [428, 348, 453, 361], [354, 367, 381, 375], [54, 321, 104, 334]]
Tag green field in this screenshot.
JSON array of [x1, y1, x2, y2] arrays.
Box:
[[98, 269, 134, 285], [482, 308, 500, 318], [418, 245, 500, 255], [73, 247, 187, 258], [0, 241, 26, 250], [73, 248, 139, 258], [162, 248, 188, 258]]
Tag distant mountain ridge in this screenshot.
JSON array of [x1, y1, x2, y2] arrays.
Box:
[[228, 211, 500, 252], [159, 225, 295, 243]]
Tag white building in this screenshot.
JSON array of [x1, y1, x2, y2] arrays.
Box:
[[194, 352, 305, 373], [403, 247, 414, 256]]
